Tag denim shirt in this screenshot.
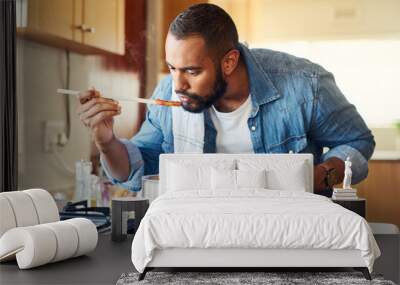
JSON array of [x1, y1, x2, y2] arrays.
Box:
[[101, 44, 375, 192]]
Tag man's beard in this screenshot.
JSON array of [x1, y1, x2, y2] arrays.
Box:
[[176, 67, 227, 113]]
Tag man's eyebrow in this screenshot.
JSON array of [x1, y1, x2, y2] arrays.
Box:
[[166, 61, 202, 71]]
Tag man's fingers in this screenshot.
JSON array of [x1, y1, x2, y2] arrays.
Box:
[[76, 88, 121, 129], [82, 118, 90, 127], [80, 104, 121, 122], [93, 88, 101, 98], [78, 88, 101, 104], [79, 90, 94, 104], [88, 110, 120, 128], [77, 97, 119, 115]]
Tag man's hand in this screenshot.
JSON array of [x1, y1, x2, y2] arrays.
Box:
[[77, 88, 130, 181], [314, 164, 327, 193], [313, 157, 345, 193], [77, 89, 121, 152]]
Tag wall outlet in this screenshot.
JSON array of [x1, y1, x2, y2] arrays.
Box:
[[43, 121, 66, 152]]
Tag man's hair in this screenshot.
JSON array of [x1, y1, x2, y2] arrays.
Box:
[[169, 3, 239, 60]]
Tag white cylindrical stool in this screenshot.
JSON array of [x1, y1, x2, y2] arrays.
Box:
[[111, 197, 149, 242]]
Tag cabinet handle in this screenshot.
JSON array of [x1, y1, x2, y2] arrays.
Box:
[[76, 24, 95, 33]]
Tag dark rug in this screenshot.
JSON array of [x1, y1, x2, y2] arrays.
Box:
[[116, 271, 396, 285]]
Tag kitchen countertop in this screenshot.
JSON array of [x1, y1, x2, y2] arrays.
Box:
[[371, 150, 400, 161]]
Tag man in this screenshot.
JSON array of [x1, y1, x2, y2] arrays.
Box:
[[78, 4, 374, 196]]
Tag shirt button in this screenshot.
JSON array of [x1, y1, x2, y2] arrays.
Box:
[[251, 126, 256, 131]]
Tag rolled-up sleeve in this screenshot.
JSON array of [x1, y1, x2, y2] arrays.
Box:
[[322, 144, 370, 184], [310, 70, 375, 184], [100, 139, 144, 192]]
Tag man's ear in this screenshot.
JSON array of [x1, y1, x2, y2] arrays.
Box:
[[221, 49, 240, 76]]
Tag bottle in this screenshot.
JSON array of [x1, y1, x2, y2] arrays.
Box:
[[89, 174, 101, 207], [75, 160, 92, 203]]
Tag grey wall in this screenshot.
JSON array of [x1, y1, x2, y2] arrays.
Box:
[[17, 38, 140, 197]]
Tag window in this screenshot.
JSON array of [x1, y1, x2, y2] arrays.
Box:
[[252, 39, 400, 128]]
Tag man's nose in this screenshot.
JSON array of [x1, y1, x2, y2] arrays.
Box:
[[173, 72, 189, 92]]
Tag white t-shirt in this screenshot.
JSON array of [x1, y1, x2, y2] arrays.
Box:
[[209, 95, 254, 153]]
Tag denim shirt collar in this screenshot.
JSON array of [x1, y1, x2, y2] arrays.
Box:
[[238, 43, 281, 116]]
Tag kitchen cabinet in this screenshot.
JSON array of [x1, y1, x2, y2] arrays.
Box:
[[355, 160, 400, 228], [81, 0, 125, 55], [159, 0, 205, 72], [210, 0, 400, 43], [18, 0, 125, 55], [25, 0, 76, 41]]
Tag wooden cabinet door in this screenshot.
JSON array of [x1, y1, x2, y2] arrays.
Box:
[[356, 161, 400, 228], [82, 0, 125, 54], [160, 0, 205, 72], [27, 0, 79, 41]]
